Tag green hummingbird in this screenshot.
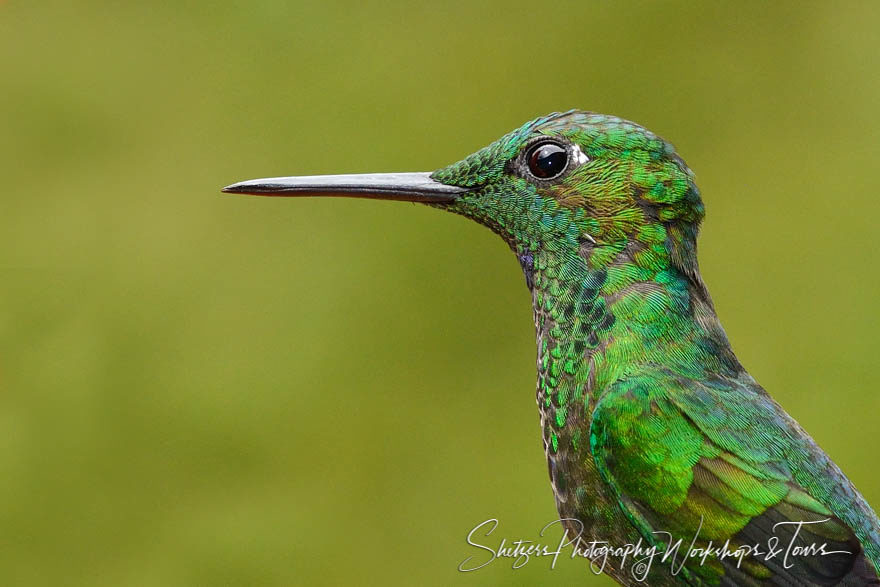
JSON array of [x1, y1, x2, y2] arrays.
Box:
[[224, 111, 880, 585]]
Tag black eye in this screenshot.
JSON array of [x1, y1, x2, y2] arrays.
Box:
[[526, 142, 568, 180]]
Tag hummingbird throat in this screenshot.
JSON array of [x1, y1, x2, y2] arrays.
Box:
[[525, 231, 740, 413]]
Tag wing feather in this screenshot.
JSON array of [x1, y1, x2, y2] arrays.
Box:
[[590, 372, 879, 584]]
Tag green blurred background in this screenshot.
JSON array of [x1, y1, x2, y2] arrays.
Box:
[[1, 1, 878, 585]]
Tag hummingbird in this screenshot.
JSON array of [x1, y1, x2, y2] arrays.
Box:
[[224, 111, 880, 585]]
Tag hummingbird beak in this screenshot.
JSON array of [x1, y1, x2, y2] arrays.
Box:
[[221, 172, 466, 204]]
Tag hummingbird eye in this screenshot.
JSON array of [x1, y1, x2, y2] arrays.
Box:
[[526, 142, 569, 180]]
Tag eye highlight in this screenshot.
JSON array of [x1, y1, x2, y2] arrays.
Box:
[[526, 142, 568, 180]]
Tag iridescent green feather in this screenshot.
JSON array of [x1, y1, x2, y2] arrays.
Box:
[[430, 111, 880, 584]]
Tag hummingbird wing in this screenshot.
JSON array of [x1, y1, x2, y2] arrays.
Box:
[[590, 371, 880, 585]]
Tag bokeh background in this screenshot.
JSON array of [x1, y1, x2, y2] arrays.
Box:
[[2, 1, 879, 585]]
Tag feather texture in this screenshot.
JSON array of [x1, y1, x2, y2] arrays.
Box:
[[430, 111, 880, 584]]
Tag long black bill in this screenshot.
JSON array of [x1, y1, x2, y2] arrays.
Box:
[[222, 172, 466, 204]]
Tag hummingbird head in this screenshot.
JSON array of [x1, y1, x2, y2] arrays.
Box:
[[432, 111, 702, 251], [224, 110, 704, 276]]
